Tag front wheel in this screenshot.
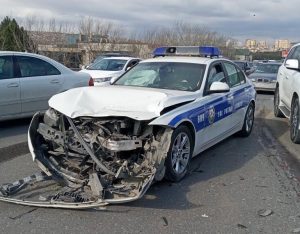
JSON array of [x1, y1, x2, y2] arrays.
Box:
[[238, 102, 255, 137], [290, 97, 300, 144], [165, 126, 193, 182]]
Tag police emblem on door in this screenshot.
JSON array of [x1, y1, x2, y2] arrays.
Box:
[[208, 107, 215, 125]]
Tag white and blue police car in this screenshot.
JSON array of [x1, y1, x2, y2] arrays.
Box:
[[0, 46, 256, 208]]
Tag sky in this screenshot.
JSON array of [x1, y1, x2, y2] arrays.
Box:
[[1, 0, 299, 43]]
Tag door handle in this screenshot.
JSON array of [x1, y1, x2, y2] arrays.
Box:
[[7, 83, 19, 88], [50, 79, 60, 84], [227, 95, 234, 101]]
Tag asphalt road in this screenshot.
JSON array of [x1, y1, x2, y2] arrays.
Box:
[[0, 94, 299, 234]]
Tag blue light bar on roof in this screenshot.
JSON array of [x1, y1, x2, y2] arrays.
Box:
[[153, 46, 220, 57]]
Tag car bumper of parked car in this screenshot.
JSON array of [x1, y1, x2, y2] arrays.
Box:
[[252, 81, 276, 92]]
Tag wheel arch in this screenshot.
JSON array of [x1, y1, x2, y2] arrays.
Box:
[[174, 120, 196, 150], [292, 92, 299, 102]]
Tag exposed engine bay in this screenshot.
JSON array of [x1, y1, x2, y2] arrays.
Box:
[[0, 109, 172, 209]]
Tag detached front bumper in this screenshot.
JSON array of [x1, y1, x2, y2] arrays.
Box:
[[0, 111, 172, 209]]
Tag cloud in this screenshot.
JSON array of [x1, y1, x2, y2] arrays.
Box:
[[0, 0, 299, 41]]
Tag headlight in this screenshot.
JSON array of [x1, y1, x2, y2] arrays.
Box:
[[270, 80, 277, 83], [251, 78, 256, 82], [94, 77, 112, 82]]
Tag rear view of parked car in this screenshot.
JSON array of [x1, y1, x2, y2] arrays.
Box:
[[249, 62, 281, 92], [0, 51, 93, 121]]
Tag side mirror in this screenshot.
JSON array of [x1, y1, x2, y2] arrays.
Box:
[[208, 82, 230, 94], [285, 59, 299, 70]]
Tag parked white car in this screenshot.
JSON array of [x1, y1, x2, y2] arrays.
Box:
[[274, 43, 300, 143], [80, 57, 140, 85], [0, 51, 93, 121]]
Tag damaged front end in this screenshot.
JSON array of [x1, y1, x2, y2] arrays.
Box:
[[0, 109, 172, 209]]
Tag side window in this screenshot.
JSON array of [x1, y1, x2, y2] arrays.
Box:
[[224, 62, 241, 87], [289, 46, 300, 61], [206, 63, 226, 91], [0, 56, 14, 79], [16, 56, 61, 77], [237, 67, 246, 84], [286, 47, 296, 60]]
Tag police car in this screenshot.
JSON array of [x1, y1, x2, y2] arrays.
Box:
[[0, 46, 256, 209]]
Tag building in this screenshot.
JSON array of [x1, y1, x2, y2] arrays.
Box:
[[258, 40, 268, 50], [29, 31, 152, 68], [245, 39, 257, 49], [274, 39, 290, 50]]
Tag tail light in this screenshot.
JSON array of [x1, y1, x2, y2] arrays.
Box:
[[88, 77, 94, 86]]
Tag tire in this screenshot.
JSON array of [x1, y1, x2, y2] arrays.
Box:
[[274, 86, 284, 118], [238, 102, 255, 137], [290, 97, 300, 144], [165, 125, 193, 182]]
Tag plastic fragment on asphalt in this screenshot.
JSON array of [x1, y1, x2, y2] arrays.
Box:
[[237, 224, 247, 229], [162, 216, 168, 226], [292, 228, 300, 233], [201, 214, 209, 218], [258, 209, 273, 217]]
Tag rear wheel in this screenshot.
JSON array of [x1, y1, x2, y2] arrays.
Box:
[[165, 126, 193, 182], [290, 97, 300, 144], [274, 86, 284, 117], [238, 102, 255, 137]]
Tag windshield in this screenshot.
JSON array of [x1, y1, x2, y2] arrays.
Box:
[[114, 62, 205, 91], [255, 63, 281, 74], [87, 59, 127, 71]]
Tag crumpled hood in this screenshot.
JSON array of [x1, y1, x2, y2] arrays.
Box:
[[48, 86, 197, 120], [80, 69, 121, 79]]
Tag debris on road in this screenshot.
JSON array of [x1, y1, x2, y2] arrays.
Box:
[[292, 227, 300, 233], [162, 216, 168, 226], [201, 214, 209, 218], [237, 223, 247, 229], [258, 209, 273, 217]]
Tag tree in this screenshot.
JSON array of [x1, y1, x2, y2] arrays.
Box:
[[0, 16, 36, 52]]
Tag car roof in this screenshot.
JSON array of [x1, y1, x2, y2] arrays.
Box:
[[102, 56, 140, 60], [140, 56, 226, 65], [0, 51, 72, 73]]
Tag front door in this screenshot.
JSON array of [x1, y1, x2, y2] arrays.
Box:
[[0, 55, 21, 118], [15, 55, 63, 113], [197, 62, 234, 151]]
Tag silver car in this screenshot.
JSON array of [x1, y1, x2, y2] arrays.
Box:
[[0, 52, 93, 121], [248, 62, 281, 92]]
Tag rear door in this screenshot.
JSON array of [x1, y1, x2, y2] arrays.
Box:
[[0, 55, 21, 118], [15, 55, 63, 113]]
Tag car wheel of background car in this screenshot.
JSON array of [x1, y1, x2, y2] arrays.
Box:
[[165, 125, 193, 182], [238, 102, 255, 137], [274, 86, 284, 118], [290, 97, 300, 144]]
